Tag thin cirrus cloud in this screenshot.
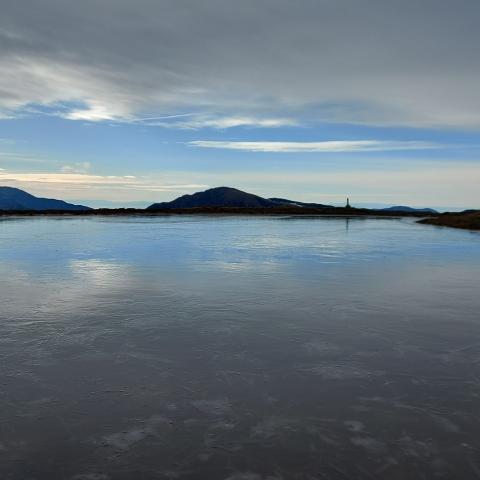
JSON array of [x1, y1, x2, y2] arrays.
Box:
[[138, 114, 298, 129], [60, 108, 297, 129], [189, 140, 441, 153], [61, 162, 92, 174]]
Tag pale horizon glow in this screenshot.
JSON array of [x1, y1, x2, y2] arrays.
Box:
[[0, 162, 478, 210]]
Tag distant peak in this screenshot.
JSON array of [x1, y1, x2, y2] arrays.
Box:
[[147, 186, 333, 210], [0, 185, 92, 211]]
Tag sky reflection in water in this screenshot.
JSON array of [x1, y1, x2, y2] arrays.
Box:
[[0, 216, 479, 480]]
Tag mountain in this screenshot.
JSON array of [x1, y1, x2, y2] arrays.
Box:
[[381, 205, 438, 214], [0, 186, 92, 211], [147, 187, 279, 209], [147, 187, 334, 210]]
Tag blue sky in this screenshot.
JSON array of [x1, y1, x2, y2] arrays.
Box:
[[1, 0, 479, 210]]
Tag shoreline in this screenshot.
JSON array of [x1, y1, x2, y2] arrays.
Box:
[[418, 211, 480, 231], [0, 206, 430, 218]]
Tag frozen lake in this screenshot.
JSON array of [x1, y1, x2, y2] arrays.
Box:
[[0, 215, 479, 479]]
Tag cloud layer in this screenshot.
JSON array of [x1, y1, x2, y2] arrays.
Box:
[[190, 140, 440, 153], [1, 0, 480, 128]]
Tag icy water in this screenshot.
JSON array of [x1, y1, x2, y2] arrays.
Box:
[[0, 216, 479, 480]]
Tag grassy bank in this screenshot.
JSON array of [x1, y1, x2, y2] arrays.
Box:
[[418, 211, 480, 230]]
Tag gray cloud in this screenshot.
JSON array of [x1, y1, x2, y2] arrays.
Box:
[[1, 0, 480, 127]]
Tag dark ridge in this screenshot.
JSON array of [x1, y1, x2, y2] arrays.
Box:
[[147, 186, 276, 210], [0, 186, 92, 211], [268, 198, 332, 208], [382, 205, 438, 214]]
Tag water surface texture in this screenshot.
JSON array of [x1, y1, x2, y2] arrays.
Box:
[[1, 216, 479, 479]]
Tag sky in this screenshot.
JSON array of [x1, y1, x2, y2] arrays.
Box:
[[1, 0, 479, 210]]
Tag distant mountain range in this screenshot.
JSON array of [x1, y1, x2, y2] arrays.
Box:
[[0, 187, 91, 211], [147, 187, 439, 212], [381, 206, 438, 214], [147, 187, 333, 210], [0, 185, 440, 215]]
